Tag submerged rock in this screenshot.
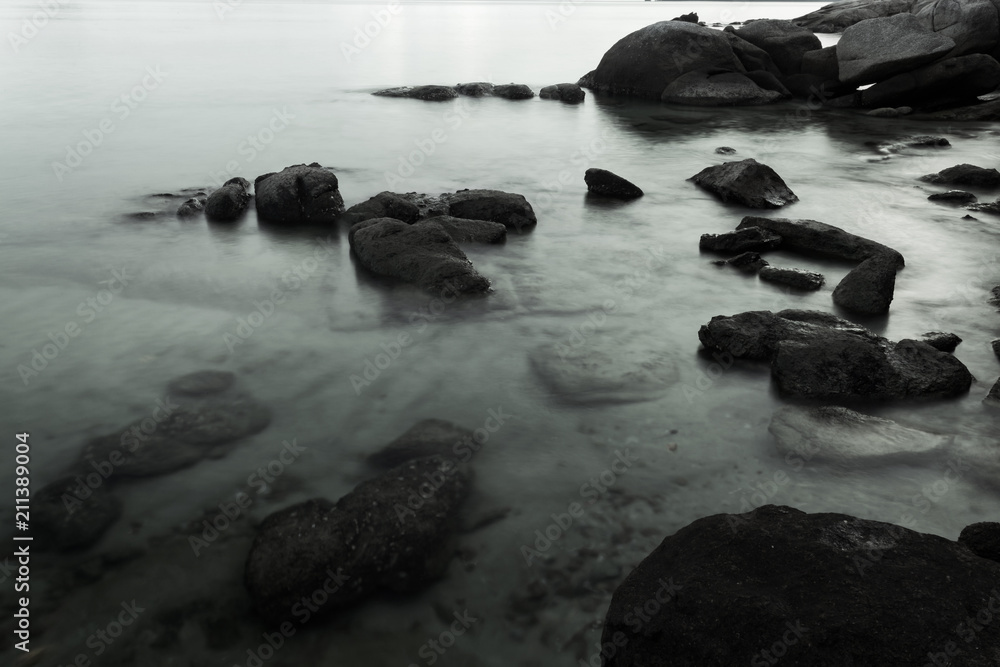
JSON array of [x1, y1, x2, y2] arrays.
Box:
[[584, 168, 644, 200], [158, 395, 272, 446], [921, 331, 962, 352], [77, 432, 203, 478], [372, 85, 459, 101], [34, 476, 122, 551], [341, 191, 422, 225], [965, 198, 1000, 213], [759, 265, 825, 290], [832, 253, 898, 315], [700, 226, 782, 253], [712, 251, 769, 273], [737, 216, 904, 266], [493, 83, 534, 100], [928, 190, 977, 203], [601, 504, 1000, 665], [367, 419, 475, 469], [244, 456, 471, 624], [689, 159, 798, 208], [166, 370, 236, 397], [920, 163, 1000, 187], [836, 13, 955, 86], [255, 163, 345, 225], [539, 83, 585, 103]]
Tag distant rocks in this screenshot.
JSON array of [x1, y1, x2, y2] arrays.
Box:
[[455, 82, 494, 97], [372, 85, 459, 101], [205, 177, 251, 222], [584, 168, 644, 200], [759, 265, 825, 290], [920, 163, 1000, 188], [832, 253, 898, 315], [539, 83, 585, 103], [689, 159, 798, 208], [493, 83, 535, 100], [255, 163, 345, 225], [699, 226, 782, 253]]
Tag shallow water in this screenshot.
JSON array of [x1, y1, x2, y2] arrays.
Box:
[[2, 1, 1000, 665]]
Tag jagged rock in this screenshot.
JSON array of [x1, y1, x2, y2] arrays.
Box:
[[662, 70, 784, 106], [920, 163, 1000, 187], [341, 191, 421, 225], [837, 13, 955, 86], [921, 331, 962, 352], [689, 159, 798, 208], [255, 163, 345, 225], [584, 168, 644, 199], [539, 83, 585, 103], [832, 253, 898, 315], [372, 85, 459, 101], [759, 266, 825, 290], [699, 226, 782, 253], [737, 216, 905, 267], [367, 419, 474, 469], [205, 177, 251, 222]]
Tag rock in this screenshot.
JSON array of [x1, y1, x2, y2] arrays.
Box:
[[493, 84, 534, 100], [966, 198, 1000, 213], [158, 395, 272, 446], [744, 70, 792, 97], [921, 331, 962, 351], [928, 190, 978, 202], [837, 14, 955, 86], [367, 419, 474, 469], [732, 19, 822, 75], [699, 309, 973, 399], [769, 405, 952, 465], [699, 226, 782, 253], [959, 522, 1000, 563], [689, 159, 798, 208], [176, 197, 205, 218], [349, 218, 491, 296], [35, 476, 122, 551], [341, 191, 421, 225], [780, 73, 835, 99], [255, 163, 345, 225], [867, 107, 904, 117], [671, 12, 699, 23], [712, 251, 769, 273], [737, 216, 905, 267], [988, 377, 1000, 403], [662, 69, 784, 106], [861, 54, 1000, 110], [166, 370, 236, 397], [204, 177, 251, 222], [601, 504, 1000, 665], [415, 216, 506, 244], [372, 85, 459, 101], [584, 168, 644, 199], [801, 45, 839, 80], [920, 163, 1000, 187], [759, 266, 825, 290], [991, 338, 1000, 359], [715, 146, 737, 155], [455, 82, 494, 97], [872, 135, 950, 153], [912, 0, 1000, 57], [443, 189, 537, 232], [832, 253, 898, 315], [792, 0, 917, 33], [721, 31, 782, 76], [77, 432, 203, 478], [539, 83, 585, 103], [579, 21, 744, 99], [244, 456, 471, 624]]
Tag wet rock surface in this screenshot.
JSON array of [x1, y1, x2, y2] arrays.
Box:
[[928, 189, 977, 203], [921, 163, 1000, 187], [832, 253, 898, 315], [34, 476, 123, 551], [700, 226, 782, 253], [689, 158, 799, 208], [204, 177, 251, 222], [493, 83, 535, 100], [341, 191, 422, 225], [255, 163, 345, 225], [737, 216, 904, 266], [921, 331, 962, 352], [416, 216, 507, 244], [712, 251, 769, 273], [367, 419, 475, 469], [836, 13, 955, 86], [584, 168, 644, 200], [662, 70, 784, 106], [759, 265, 825, 290], [731, 19, 822, 75]]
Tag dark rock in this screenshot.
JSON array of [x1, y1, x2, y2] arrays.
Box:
[[792, 0, 918, 33], [992, 338, 1000, 359], [737, 216, 905, 267], [77, 432, 203, 478], [689, 159, 798, 208], [244, 456, 471, 624], [911, 97, 1000, 121], [205, 178, 251, 222], [780, 73, 834, 99], [801, 45, 839, 80], [415, 216, 506, 244], [861, 54, 1000, 109], [959, 522, 1000, 563], [167, 370, 236, 397], [921, 331, 962, 352], [601, 504, 1000, 666], [988, 377, 1000, 403], [584, 168, 644, 200], [341, 191, 421, 225], [493, 84, 534, 100], [444, 189, 537, 232], [832, 253, 898, 315], [580, 21, 743, 99], [34, 476, 122, 551], [539, 83, 585, 103], [349, 218, 491, 296], [732, 19, 822, 75], [720, 31, 782, 76], [372, 85, 459, 101], [743, 70, 792, 97], [671, 12, 699, 23], [921, 163, 1000, 187], [966, 198, 1000, 213], [176, 197, 206, 218], [158, 395, 272, 446], [759, 266, 825, 290], [712, 252, 768, 273], [912, 0, 1000, 57], [255, 163, 345, 225], [700, 226, 782, 253], [837, 13, 955, 86], [455, 82, 494, 97], [867, 106, 904, 117], [367, 419, 474, 469], [662, 69, 784, 106], [874, 135, 950, 152], [715, 146, 737, 155]]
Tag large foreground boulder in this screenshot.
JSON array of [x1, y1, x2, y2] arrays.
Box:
[[699, 309, 973, 399], [689, 159, 798, 208], [836, 13, 956, 86], [737, 216, 904, 266], [255, 163, 345, 224], [244, 456, 470, 624], [860, 53, 1000, 109], [205, 177, 251, 222], [601, 504, 1000, 666], [349, 218, 491, 296], [731, 20, 822, 75], [662, 69, 784, 105]]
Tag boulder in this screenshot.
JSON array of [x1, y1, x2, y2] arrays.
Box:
[[737, 216, 905, 266], [455, 82, 494, 97], [539, 83, 585, 103], [732, 20, 822, 75], [792, 0, 918, 33], [579, 21, 744, 99], [928, 190, 977, 202], [255, 163, 344, 225], [661, 69, 784, 105], [699, 226, 782, 253], [721, 31, 782, 76], [988, 377, 1000, 403], [832, 253, 898, 315], [204, 177, 251, 222], [759, 266, 825, 290], [743, 70, 792, 97], [912, 0, 1000, 57], [349, 218, 491, 296], [415, 216, 506, 244], [689, 159, 798, 208], [443, 189, 537, 232], [672, 12, 699, 23], [372, 85, 459, 101], [34, 476, 122, 551], [920, 163, 1000, 187], [601, 504, 1000, 665], [157, 395, 271, 446], [861, 54, 1000, 109], [493, 84, 534, 100], [921, 331, 962, 351], [959, 522, 1000, 563], [712, 251, 769, 273], [837, 13, 955, 86], [801, 46, 840, 80], [176, 197, 205, 218], [244, 456, 471, 624], [367, 419, 474, 469], [341, 191, 421, 225], [584, 168, 644, 199]]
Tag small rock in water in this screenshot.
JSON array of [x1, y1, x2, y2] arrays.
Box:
[[205, 177, 251, 222], [34, 476, 122, 551], [700, 226, 782, 253], [920, 332, 962, 352], [959, 522, 1000, 563], [928, 190, 977, 203], [584, 168, 644, 200], [832, 253, 897, 315], [493, 83, 534, 100], [341, 191, 421, 225], [255, 163, 344, 225], [714, 146, 737, 155], [738, 216, 903, 267], [920, 163, 1000, 188], [372, 85, 459, 101], [367, 418, 475, 469], [713, 251, 768, 273], [539, 83, 585, 103], [759, 265, 824, 290], [176, 197, 206, 218], [689, 158, 798, 208], [671, 12, 699, 23]]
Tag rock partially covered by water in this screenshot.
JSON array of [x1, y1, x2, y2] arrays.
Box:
[[921, 331, 962, 352], [34, 476, 122, 551], [372, 85, 459, 101], [832, 253, 898, 315], [493, 83, 534, 100], [601, 504, 1000, 666], [367, 419, 474, 469], [959, 522, 1000, 563], [167, 370, 235, 396], [700, 226, 782, 253], [662, 69, 784, 106], [699, 309, 973, 399], [737, 216, 905, 266], [415, 216, 506, 244], [349, 218, 491, 296], [861, 54, 1000, 109], [244, 456, 471, 624], [731, 19, 821, 75], [837, 13, 955, 86], [205, 177, 251, 222], [689, 159, 798, 208], [713, 251, 769, 273], [584, 168, 644, 200], [539, 83, 585, 103], [920, 163, 1000, 187], [78, 432, 203, 478], [255, 163, 345, 225], [759, 266, 825, 290], [158, 395, 272, 446], [341, 191, 422, 225], [176, 197, 206, 218], [928, 190, 977, 203], [455, 82, 494, 97], [443, 189, 537, 232]]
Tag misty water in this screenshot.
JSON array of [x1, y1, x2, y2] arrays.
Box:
[[2, 1, 1000, 665]]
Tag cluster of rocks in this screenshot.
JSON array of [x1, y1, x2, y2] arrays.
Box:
[[372, 81, 585, 104], [923, 162, 1000, 214], [34, 371, 270, 551]]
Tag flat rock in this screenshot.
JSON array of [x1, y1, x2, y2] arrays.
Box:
[[205, 177, 251, 222], [584, 168, 644, 199], [928, 190, 977, 203], [34, 476, 122, 551], [367, 419, 474, 469], [712, 251, 769, 273], [832, 253, 898, 315], [372, 85, 459, 101], [255, 163, 345, 225], [700, 226, 782, 253], [737, 216, 905, 267], [759, 265, 825, 290], [415, 216, 506, 244], [539, 83, 585, 103], [689, 158, 798, 208], [920, 163, 1000, 187], [341, 191, 421, 225], [837, 13, 955, 86]]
